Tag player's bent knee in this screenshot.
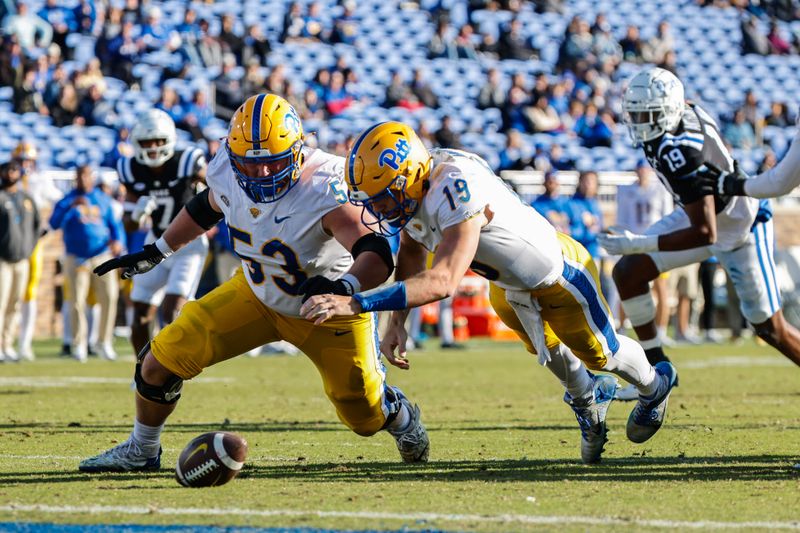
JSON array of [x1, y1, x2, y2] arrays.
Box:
[[135, 342, 184, 404], [754, 317, 782, 346], [329, 393, 385, 436]]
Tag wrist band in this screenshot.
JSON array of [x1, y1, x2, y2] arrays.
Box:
[[154, 236, 175, 258], [353, 282, 408, 312], [339, 273, 361, 295]]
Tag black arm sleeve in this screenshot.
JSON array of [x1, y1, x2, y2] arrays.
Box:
[[184, 188, 224, 230], [351, 233, 394, 276]]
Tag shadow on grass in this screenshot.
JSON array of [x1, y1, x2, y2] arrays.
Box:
[[3, 456, 797, 485]]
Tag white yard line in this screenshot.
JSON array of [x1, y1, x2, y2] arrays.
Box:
[[681, 355, 793, 369], [0, 504, 798, 530]]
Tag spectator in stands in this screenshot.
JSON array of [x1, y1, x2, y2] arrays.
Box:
[[568, 171, 603, 259], [434, 115, 461, 149], [643, 20, 674, 64], [765, 101, 793, 127], [242, 23, 271, 66], [323, 70, 354, 116], [498, 129, 526, 172], [122, 0, 142, 24], [107, 20, 142, 85], [13, 64, 46, 115], [502, 85, 532, 132], [75, 57, 106, 94], [559, 17, 594, 71], [3, 2, 52, 52], [411, 68, 439, 109], [182, 89, 213, 141], [532, 169, 571, 234], [767, 20, 792, 55], [77, 83, 117, 127], [213, 54, 242, 120], [241, 58, 265, 97], [140, 5, 168, 52], [478, 31, 500, 60], [548, 81, 570, 117], [197, 18, 223, 68], [38, 0, 76, 59], [533, 0, 566, 13], [266, 64, 289, 96], [498, 17, 538, 60], [43, 62, 66, 108], [0, 161, 40, 363], [331, 0, 359, 45], [592, 20, 622, 66], [741, 16, 770, 55], [384, 71, 415, 109], [723, 108, 756, 150], [548, 144, 576, 170], [219, 14, 244, 63], [478, 68, 506, 110], [454, 24, 479, 60], [73, 0, 96, 36], [101, 126, 134, 168], [0, 37, 24, 88], [619, 25, 645, 63], [657, 49, 679, 76], [52, 82, 81, 126], [50, 165, 123, 362], [573, 102, 614, 148], [301, 2, 328, 42], [155, 86, 185, 125], [94, 5, 123, 69], [757, 149, 778, 173], [528, 95, 562, 134], [428, 19, 457, 59], [281, 2, 305, 43], [742, 89, 764, 138]]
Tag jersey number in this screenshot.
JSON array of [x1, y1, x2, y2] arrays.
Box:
[[153, 196, 175, 230], [443, 179, 471, 210], [228, 226, 307, 295], [665, 148, 687, 173]]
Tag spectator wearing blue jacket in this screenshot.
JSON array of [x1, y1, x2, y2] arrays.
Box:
[[50, 166, 123, 362], [568, 170, 603, 258], [531, 170, 571, 234]]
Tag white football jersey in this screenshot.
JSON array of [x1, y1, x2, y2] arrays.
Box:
[[615, 181, 673, 235], [206, 147, 353, 316], [404, 149, 563, 291]]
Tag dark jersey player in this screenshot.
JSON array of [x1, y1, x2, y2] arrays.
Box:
[[599, 68, 800, 386], [118, 109, 208, 356]]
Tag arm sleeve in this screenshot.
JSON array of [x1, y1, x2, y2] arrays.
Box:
[[745, 133, 800, 198], [48, 197, 69, 229]]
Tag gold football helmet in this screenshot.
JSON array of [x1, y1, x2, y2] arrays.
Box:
[[226, 93, 304, 203], [346, 121, 432, 235]]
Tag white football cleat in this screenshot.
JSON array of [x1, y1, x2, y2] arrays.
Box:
[[388, 398, 429, 463], [79, 437, 161, 472], [99, 344, 117, 361], [566, 373, 618, 464]]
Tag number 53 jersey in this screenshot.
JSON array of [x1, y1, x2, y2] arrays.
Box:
[[205, 147, 353, 317], [403, 148, 563, 291]]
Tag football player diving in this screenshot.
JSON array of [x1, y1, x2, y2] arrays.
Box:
[[599, 67, 800, 378], [300, 122, 676, 464], [118, 109, 209, 359], [79, 94, 429, 472]]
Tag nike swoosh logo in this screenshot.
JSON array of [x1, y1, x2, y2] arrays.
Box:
[[274, 215, 291, 223], [334, 330, 351, 336]]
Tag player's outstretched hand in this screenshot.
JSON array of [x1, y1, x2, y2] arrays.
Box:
[[297, 275, 352, 303], [300, 293, 361, 325], [380, 323, 410, 370], [598, 227, 658, 256], [93, 243, 166, 279]]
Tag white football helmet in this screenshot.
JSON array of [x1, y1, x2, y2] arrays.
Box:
[[131, 109, 177, 167], [622, 67, 685, 144]]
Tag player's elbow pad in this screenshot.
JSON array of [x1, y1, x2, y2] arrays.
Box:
[[351, 233, 394, 278], [185, 188, 224, 230]]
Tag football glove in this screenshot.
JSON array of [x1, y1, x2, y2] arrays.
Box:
[[93, 243, 165, 279], [297, 275, 354, 303], [598, 228, 659, 255], [132, 195, 158, 225], [695, 161, 748, 196]]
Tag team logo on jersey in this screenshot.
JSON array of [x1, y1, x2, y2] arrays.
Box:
[[378, 138, 411, 171], [220, 194, 230, 207], [249, 207, 261, 218]]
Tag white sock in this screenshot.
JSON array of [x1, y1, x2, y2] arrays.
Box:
[[125, 306, 134, 327], [602, 335, 659, 397], [19, 300, 35, 352], [132, 420, 164, 455], [439, 297, 454, 345], [546, 344, 593, 402], [386, 401, 412, 434], [62, 301, 72, 344]]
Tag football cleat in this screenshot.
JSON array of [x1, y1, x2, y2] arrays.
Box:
[[79, 437, 161, 472], [388, 398, 430, 463], [565, 373, 618, 464], [627, 361, 678, 443], [614, 383, 639, 402]]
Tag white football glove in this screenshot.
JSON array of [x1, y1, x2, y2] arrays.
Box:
[[131, 195, 158, 225], [598, 228, 659, 256]]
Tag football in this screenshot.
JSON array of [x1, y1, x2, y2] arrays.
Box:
[[175, 432, 248, 488]]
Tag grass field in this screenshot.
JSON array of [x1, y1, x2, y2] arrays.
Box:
[[1, 337, 799, 532]]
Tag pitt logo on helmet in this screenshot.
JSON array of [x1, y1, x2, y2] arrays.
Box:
[[346, 122, 432, 236], [226, 93, 305, 204]]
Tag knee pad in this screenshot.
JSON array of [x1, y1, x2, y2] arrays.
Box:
[[621, 293, 656, 327], [134, 342, 183, 404]]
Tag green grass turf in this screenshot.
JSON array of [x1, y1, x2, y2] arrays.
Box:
[[0, 337, 798, 532]]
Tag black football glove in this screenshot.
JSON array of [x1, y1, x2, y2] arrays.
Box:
[[93, 243, 166, 279], [696, 161, 749, 197], [297, 275, 354, 302]]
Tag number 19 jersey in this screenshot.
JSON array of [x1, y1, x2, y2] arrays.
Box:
[[403, 149, 563, 291], [205, 147, 353, 317]]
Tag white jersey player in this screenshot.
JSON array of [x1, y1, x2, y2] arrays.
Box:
[[80, 94, 429, 473], [301, 122, 678, 464], [615, 162, 673, 235]]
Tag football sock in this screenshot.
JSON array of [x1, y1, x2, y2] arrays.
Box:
[[603, 335, 659, 397], [546, 345, 593, 402], [386, 402, 412, 434], [19, 300, 35, 354], [133, 420, 164, 455], [644, 346, 670, 365]]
